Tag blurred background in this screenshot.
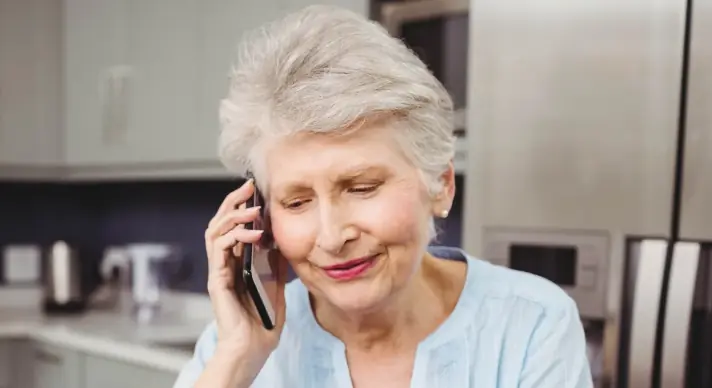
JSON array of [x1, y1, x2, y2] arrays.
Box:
[[0, 0, 710, 387]]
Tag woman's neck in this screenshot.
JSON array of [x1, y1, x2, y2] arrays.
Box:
[[312, 253, 466, 354]]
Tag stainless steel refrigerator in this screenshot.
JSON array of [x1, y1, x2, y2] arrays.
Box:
[[462, 0, 712, 386]]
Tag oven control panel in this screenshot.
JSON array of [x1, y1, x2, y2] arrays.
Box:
[[482, 227, 609, 319]]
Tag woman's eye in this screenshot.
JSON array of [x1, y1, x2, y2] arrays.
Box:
[[348, 185, 378, 194], [285, 199, 309, 209]]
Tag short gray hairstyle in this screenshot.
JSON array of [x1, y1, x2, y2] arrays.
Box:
[[218, 5, 456, 195]]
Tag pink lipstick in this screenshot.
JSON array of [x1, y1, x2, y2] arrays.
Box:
[[322, 255, 377, 281]]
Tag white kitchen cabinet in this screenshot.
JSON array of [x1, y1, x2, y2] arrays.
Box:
[[63, 0, 212, 170], [197, 1, 284, 169], [11, 340, 33, 388], [0, 340, 8, 388], [2, 339, 180, 388], [0, 0, 63, 178], [6, 0, 376, 181], [31, 341, 83, 388], [64, 0, 203, 166], [63, 0, 134, 167], [0, 340, 33, 388], [121, 0, 205, 165], [63, 0, 231, 179], [107, 0, 372, 174], [63, 0, 371, 180], [84, 355, 177, 388]]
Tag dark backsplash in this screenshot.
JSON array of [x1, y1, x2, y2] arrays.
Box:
[[0, 176, 465, 293]]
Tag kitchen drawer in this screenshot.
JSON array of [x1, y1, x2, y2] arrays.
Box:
[[31, 341, 84, 388], [84, 355, 177, 388], [0, 340, 9, 388]]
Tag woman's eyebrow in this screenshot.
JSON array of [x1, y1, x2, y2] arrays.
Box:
[[271, 165, 391, 196], [331, 165, 387, 181]]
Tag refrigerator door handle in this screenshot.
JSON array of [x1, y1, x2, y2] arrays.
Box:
[[628, 239, 668, 388], [661, 242, 701, 387]]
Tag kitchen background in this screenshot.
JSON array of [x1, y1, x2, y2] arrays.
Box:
[[2, 0, 712, 387]]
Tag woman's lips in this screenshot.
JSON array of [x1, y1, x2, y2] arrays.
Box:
[[322, 255, 378, 281]]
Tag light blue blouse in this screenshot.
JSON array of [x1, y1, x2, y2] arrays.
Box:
[[173, 247, 593, 387]]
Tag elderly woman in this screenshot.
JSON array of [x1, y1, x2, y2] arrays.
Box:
[[175, 5, 592, 388]]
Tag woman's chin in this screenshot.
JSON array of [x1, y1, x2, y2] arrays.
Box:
[[320, 282, 390, 315]]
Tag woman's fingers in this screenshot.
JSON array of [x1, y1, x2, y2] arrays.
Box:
[[210, 179, 255, 226], [213, 228, 264, 253], [204, 198, 259, 263], [207, 228, 263, 275], [206, 228, 264, 301], [207, 206, 262, 239]]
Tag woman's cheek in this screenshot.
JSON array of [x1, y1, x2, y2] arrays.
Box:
[[359, 190, 427, 243], [271, 213, 314, 262]]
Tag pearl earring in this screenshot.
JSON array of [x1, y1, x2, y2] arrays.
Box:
[[440, 209, 449, 218]]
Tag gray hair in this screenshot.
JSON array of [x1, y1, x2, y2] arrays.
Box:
[[218, 5, 456, 197]]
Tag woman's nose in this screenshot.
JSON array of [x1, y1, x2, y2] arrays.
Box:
[[315, 205, 358, 254]]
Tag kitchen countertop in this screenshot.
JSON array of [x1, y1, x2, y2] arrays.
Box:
[[0, 287, 213, 373]]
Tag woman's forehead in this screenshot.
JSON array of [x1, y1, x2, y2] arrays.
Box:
[[267, 123, 401, 162], [259, 120, 416, 189]]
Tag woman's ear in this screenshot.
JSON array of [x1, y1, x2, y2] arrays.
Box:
[[432, 162, 456, 218]]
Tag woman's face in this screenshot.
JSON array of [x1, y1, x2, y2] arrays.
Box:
[[264, 123, 451, 314]]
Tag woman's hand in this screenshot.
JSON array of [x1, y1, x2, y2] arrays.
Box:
[[196, 179, 288, 388]]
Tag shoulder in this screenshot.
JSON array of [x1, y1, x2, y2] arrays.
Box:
[[453, 250, 591, 386], [469, 254, 578, 316], [463, 252, 583, 351], [431, 246, 578, 320]]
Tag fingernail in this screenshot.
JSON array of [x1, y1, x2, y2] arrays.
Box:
[[239, 178, 253, 189], [250, 229, 264, 235]]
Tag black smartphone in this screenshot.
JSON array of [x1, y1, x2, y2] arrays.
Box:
[[241, 173, 278, 330]]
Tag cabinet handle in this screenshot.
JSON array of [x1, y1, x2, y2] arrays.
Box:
[[100, 66, 132, 145], [34, 349, 63, 365]]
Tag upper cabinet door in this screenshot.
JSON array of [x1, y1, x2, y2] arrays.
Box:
[[65, 0, 205, 168], [124, 0, 204, 164], [0, 0, 62, 169], [197, 0, 279, 169], [62, 0, 370, 177], [64, 0, 132, 166]]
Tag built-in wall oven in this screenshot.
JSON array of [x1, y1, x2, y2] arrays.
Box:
[[376, 0, 469, 135]]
